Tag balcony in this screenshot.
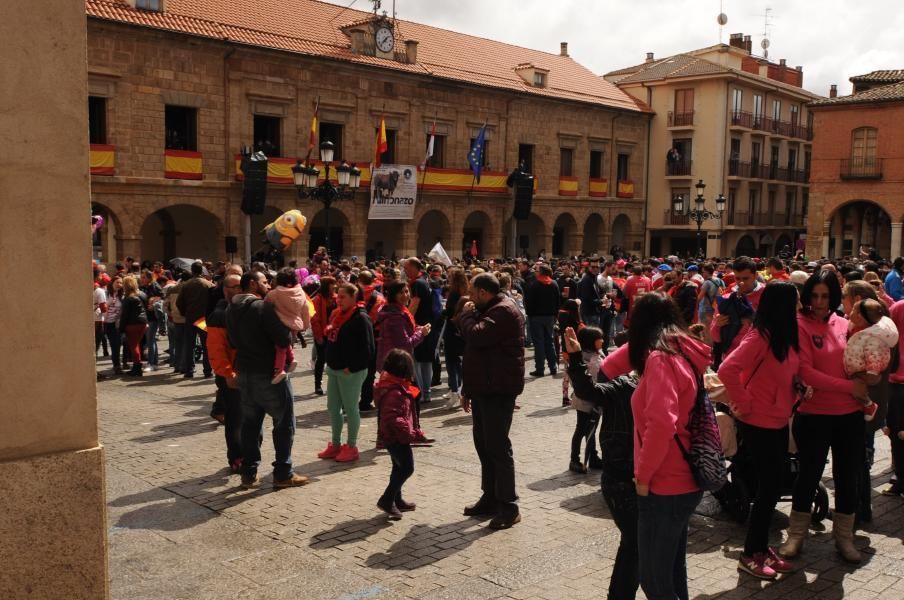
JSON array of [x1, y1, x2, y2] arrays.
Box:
[[663, 209, 690, 226], [667, 111, 695, 127], [666, 160, 693, 176], [840, 158, 883, 180], [730, 111, 812, 140]]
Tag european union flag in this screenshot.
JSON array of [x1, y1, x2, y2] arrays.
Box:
[[468, 124, 487, 183]]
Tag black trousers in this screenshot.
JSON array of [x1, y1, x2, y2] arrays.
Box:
[[471, 395, 518, 515], [570, 410, 600, 464], [380, 443, 414, 504], [792, 411, 864, 514], [359, 349, 377, 409], [738, 421, 787, 555], [215, 375, 244, 464], [313, 341, 326, 388], [600, 473, 639, 600], [888, 384, 904, 484]]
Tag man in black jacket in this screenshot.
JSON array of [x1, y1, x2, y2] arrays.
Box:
[[577, 263, 603, 326], [524, 264, 560, 377], [459, 273, 525, 530], [226, 271, 308, 489]]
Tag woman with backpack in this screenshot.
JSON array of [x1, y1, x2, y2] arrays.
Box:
[[717, 281, 800, 579], [611, 291, 711, 600]]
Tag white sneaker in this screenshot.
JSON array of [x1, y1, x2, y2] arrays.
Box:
[[448, 391, 461, 407]]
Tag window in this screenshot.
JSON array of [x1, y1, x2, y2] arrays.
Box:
[[469, 136, 488, 168], [426, 134, 445, 168], [136, 0, 162, 11], [770, 145, 780, 178], [165, 105, 197, 151], [772, 99, 782, 123], [728, 189, 737, 223], [751, 141, 761, 170], [786, 189, 797, 224], [674, 88, 694, 115], [320, 122, 343, 161], [729, 138, 741, 175], [617, 153, 629, 181], [767, 190, 776, 216], [253, 115, 281, 157], [88, 96, 106, 144], [851, 127, 878, 166], [533, 72, 546, 87], [518, 144, 534, 173], [748, 188, 759, 224], [559, 148, 573, 177], [804, 150, 812, 175], [589, 150, 604, 179], [732, 88, 743, 114], [788, 148, 797, 172], [384, 129, 397, 164], [790, 104, 800, 126], [753, 94, 764, 124]]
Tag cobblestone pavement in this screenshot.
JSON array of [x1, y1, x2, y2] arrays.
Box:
[[100, 342, 904, 600]]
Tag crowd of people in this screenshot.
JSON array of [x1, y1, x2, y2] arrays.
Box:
[[92, 248, 904, 599]]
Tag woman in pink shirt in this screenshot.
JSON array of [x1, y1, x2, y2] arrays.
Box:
[[781, 271, 868, 564], [718, 281, 799, 579], [626, 292, 708, 600]]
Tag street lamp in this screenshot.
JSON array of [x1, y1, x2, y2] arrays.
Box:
[[292, 140, 360, 255], [673, 179, 725, 258]]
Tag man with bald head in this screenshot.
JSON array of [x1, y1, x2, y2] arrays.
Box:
[[206, 272, 244, 472]]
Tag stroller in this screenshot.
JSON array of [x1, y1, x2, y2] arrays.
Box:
[[707, 376, 831, 525]]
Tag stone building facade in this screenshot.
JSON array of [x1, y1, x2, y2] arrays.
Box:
[[806, 71, 904, 259], [86, 0, 650, 264]]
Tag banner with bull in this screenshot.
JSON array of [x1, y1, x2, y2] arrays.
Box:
[[368, 164, 418, 220]]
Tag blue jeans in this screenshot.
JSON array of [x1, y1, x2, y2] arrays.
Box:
[[169, 322, 183, 369], [238, 372, 296, 481], [446, 352, 463, 393], [637, 490, 702, 600], [145, 319, 159, 366], [528, 315, 556, 374], [415, 361, 433, 404], [182, 324, 211, 376]]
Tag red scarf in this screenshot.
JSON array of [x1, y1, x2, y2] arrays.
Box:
[[536, 274, 553, 285], [400, 305, 416, 330], [325, 302, 364, 342], [375, 372, 421, 402]]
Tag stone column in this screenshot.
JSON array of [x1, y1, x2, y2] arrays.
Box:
[[399, 224, 417, 258], [117, 234, 143, 261], [347, 232, 367, 260], [891, 223, 903, 260], [1, 1, 108, 597], [833, 213, 844, 259], [569, 233, 585, 257], [822, 220, 831, 258]]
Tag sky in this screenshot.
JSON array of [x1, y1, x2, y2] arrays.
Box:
[[322, 0, 904, 97]]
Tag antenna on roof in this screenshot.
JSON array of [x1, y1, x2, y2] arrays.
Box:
[[370, 0, 381, 15], [760, 7, 773, 59], [717, 1, 728, 44]]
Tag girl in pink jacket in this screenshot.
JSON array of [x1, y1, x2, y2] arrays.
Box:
[[718, 281, 800, 580], [265, 268, 312, 384]]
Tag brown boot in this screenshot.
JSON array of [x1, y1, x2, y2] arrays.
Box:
[[779, 510, 810, 558], [832, 512, 862, 563]]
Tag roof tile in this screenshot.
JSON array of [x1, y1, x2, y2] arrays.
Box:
[[86, 0, 647, 112], [810, 81, 904, 107]]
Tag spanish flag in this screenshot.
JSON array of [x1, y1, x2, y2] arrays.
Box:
[[308, 97, 319, 155], [374, 115, 388, 168]]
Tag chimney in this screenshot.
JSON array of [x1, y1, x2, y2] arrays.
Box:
[[645, 52, 654, 63], [795, 66, 802, 72], [779, 58, 786, 66], [405, 39, 419, 64], [743, 35, 752, 53], [560, 42, 569, 57], [830, 84, 838, 98], [729, 33, 744, 49]]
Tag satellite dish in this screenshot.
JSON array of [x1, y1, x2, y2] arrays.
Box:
[[761, 38, 770, 49], [717, 13, 728, 26]]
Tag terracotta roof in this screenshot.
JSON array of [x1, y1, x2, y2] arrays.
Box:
[[810, 81, 904, 107], [86, 0, 647, 113], [612, 52, 820, 99], [849, 70, 904, 84]]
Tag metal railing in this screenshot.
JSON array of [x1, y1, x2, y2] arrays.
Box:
[[840, 158, 883, 179], [730, 111, 812, 140], [666, 160, 693, 176], [663, 209, 690, 226], [667, 111, 695, 127]]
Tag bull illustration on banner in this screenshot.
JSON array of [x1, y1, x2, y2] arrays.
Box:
[[368, 164, 417, 220]]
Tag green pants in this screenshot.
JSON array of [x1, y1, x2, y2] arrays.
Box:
[[326, 366, 366, 447]]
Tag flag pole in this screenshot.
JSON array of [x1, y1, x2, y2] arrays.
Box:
[[468, 119, 487, 202], [419, 111, 437, 204], [305, 95, 320, 166]]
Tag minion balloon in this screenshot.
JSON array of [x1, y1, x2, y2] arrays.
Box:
[[264, 209, 307, 251]]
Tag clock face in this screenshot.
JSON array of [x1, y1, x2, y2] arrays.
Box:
[[375, 26, 394, 53]]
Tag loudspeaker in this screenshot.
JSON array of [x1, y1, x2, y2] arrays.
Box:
[[512, 178, 533, 220], [225, 236, 238, 254], [240, 156, 268, 215]]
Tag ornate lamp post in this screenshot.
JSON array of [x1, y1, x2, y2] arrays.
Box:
[[292, 140, 361, 255], [673, 179, 726, 258]]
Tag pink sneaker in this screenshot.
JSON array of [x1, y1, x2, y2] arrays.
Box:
[[317, 442, 341, 459], [766, 547, 795, 574], [737, 553, 777, 580]]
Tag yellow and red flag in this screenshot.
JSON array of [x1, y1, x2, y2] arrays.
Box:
[[374, 115, 388, 168], [308, 97, 319, 155]]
